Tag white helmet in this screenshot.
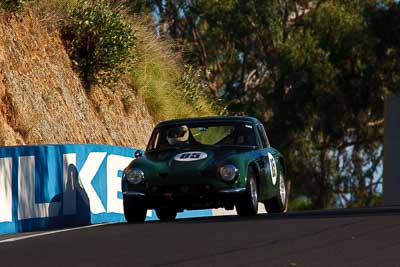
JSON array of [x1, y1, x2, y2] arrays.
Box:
[[167, 126, 189, 145]]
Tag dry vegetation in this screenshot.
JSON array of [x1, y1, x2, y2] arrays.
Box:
[[0, 8, 154, 148], [0, 0, 220, 148]]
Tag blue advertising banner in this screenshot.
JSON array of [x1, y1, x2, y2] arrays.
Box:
[[0, 144, 212, 235]]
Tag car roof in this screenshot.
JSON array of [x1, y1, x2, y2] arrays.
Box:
[[155, 116, 260, 128]]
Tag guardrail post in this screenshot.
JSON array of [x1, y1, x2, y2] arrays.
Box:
[[384, 95, 400, 205]]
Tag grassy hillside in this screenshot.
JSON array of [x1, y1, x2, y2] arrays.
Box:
[[131, 20, 222, 121], [36, 0, 222, 120], [0, 0, 221, 148]]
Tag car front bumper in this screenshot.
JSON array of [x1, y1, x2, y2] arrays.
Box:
[[122, 187, 246, 210]]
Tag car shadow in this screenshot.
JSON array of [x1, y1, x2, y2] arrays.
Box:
[[99, 206, 400, 228], [173, 206, 400, 224]]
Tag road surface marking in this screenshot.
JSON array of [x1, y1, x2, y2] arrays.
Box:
[[0, 223, 114, 243]]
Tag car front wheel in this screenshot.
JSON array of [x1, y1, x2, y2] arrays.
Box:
[[123, 196, 147, 223], [236, 167, 258, 217]]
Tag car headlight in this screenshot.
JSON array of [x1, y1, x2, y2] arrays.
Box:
[[219, 165, 238, 182], [125, 168, 145, 184]]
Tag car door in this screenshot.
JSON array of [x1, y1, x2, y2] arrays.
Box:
[[256, 123, 282, 201], [254, 124, 269, 200]]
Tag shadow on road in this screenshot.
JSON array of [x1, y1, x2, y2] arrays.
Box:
[[99, 206, 400, 229]]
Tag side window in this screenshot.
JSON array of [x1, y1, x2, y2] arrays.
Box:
[[146, 130, 161, 151], [257, 124, 270, 148]]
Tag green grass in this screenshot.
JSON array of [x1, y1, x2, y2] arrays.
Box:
[[129, 18, 220, 121]]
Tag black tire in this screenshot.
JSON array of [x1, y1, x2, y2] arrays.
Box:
[[264, 172, 287, 213], [155, 207, 177, 221], [236, 167, 259, 217], [123, 197, 147, 223]]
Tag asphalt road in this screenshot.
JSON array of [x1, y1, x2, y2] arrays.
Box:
[[1, 208, 400, 267]]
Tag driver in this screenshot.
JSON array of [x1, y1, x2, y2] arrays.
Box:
[[167, 125, 189, 145]]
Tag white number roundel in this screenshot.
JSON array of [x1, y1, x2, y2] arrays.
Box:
[[174, 152, 208, 162], [268, 153, 277, 185]]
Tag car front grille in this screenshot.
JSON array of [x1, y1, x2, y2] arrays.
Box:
[[149, 184, 213, 194]]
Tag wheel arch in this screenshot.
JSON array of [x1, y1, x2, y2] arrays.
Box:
[[248, 161, 260, 193]]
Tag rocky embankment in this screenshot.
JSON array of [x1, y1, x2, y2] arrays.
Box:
[[0, 11, 154, 148]]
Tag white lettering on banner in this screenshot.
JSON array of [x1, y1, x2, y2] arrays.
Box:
[[106, 155, 133, 213], [1, 151, 132, 224], [18, 156, 61, 220], [0, 158, 13, 223], [63, 154, 77, 215], [78, 152, 107, 214]]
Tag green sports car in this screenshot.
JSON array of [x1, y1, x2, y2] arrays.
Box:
[[122, 116, 288, 222]]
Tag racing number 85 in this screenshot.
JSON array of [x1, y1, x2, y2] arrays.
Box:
[[180, 153, 202, 159]]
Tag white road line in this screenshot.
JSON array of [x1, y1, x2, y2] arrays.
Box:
[[0, 223, 114, 244]]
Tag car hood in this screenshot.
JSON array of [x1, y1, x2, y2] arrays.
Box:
[[128, 146, 253, 183]]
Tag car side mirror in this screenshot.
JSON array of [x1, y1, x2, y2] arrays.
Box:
[[134, 150, 143, 158]]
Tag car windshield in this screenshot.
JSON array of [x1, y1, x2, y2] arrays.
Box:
[[146, 122, 257, 151]]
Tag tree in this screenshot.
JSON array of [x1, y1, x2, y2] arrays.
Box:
[[273, 0, 399, 207], [133, 0, 400, 209]]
